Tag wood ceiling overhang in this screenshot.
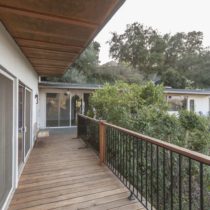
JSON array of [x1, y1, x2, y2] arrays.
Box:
[[0, 0, 125, 76]]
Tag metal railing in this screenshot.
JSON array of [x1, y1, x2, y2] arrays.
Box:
[[77, 114, 100, 153], [77, 114, 210, 210]]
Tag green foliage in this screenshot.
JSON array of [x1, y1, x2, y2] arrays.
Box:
[[109, 22, 166, 75], [45, 41, 100, 83], [160, 68, 188, 88], [89, 82, 166, 126], [87, 82, 210, 209], [92, 62, 143, 84], [89, 82, 210, 154], [179, 110, 210, 152]]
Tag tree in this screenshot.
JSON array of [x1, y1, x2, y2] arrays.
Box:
[[160, 68, 187, 88], [92, 62, 143, 84], [44, 41, 100, 83], [71, 41, 100, 79], [108, 23, 210, 88], [108, 22, 166, 77]]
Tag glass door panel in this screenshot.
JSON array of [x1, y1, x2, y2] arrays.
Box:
[[60, 93, 70, 126], [25, 89, 31, 156], [18, 85, 24, 170], [71, 95, 81, 126], [84, 93, 90, 115], [46, 93, 59, 127], [46, 93, 70, 127], [0, 73, 13, 209]]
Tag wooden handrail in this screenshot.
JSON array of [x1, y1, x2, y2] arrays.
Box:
[[104, 122, 210, 165], [99, 121, 106, 165], [78, 114, 210, 165]]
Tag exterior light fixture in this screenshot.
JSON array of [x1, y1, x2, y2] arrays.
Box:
[[35, 94, 38, 104]]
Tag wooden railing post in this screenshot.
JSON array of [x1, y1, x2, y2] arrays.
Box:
[[99, 120, 106, 165]]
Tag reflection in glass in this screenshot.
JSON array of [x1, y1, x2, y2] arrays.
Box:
[[71, 95, 82, 126], [60, 93, 70, 126], [18, 85, 24, 169], [0, 74, 13, 209], [46, 93, 70, 127], [167, 95, 187, 111], [46, 93, 59, 127], [25, 90, 31, 156], [84, 93, 90, 115]]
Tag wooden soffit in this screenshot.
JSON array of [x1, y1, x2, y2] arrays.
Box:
[[0, 0, 125, 76]]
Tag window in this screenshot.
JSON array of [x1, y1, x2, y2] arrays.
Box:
[[189, 99, 195, 112], [167, 96, 187, 111]]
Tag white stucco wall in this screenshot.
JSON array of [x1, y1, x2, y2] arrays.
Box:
[[167, 94, 210, 116], [187, 95, 210, 116], [0, 22, 39, 210], [0, 22, 38, 135]]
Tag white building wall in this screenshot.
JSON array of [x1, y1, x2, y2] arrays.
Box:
[[187, 95, 210, 116], [0, 22, 38, 131], [0, 22, 38, 210]]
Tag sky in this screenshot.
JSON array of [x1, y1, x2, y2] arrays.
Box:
[[94, 0, 210, 64]]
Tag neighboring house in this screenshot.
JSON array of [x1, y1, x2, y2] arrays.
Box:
[[165, 88, 210, 116], [38, 82, 102, 128], [0, 1, 125, 209]]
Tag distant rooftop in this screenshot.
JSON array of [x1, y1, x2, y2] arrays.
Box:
[[39, 81, 102, 90], [165, 88, 210, 95], [39, 82, 210, 95]]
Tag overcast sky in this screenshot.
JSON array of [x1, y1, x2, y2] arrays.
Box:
[[95, 0, 210, 64]]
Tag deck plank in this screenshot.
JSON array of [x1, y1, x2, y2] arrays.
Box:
[[9, 134, 145, 210]]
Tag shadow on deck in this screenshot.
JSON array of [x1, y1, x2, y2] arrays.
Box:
[[9, 133, 145, 210]]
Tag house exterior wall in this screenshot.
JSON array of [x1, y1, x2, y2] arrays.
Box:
[[187, 95, 209, 115], [166, 93, 210, 116], [0, 23, 38, 135], [0, 22, 38, 210], [38, 88, 93, 128]]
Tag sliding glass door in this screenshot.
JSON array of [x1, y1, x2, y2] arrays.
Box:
[[46, 93, 70, 127], [25, 89, 31, 156], [0, 72, 13, 209], [18, 84, 32, 171], [18, 85, 24, 170]]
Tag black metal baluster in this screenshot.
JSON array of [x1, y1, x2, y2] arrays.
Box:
[[189, 158, 192, 210], [163, 149, 166, 210], [141, 140, 143, 202], [137, 140, 139, 199], [114, 128, 116, 174], [122, 132, 125, 184], [126, 134, 128, 187], [200, 163, 204, 210], [146, 141, 148, 208], [171, 151, 173, 210], [110, 127, 114, 171], [133, 136, 135, 195], [179, 154, 182, 210], [157, 146, 159, 210], [151, 144, 153, 210], [129, 135, 131, 190], [119, 131, 121, 181], [112, 128, 116, 174]]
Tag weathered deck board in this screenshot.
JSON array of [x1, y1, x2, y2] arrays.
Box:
[[9, 134, 145, 210]]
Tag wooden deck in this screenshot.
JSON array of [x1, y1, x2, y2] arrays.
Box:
[[9, 134, 145, 210]]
